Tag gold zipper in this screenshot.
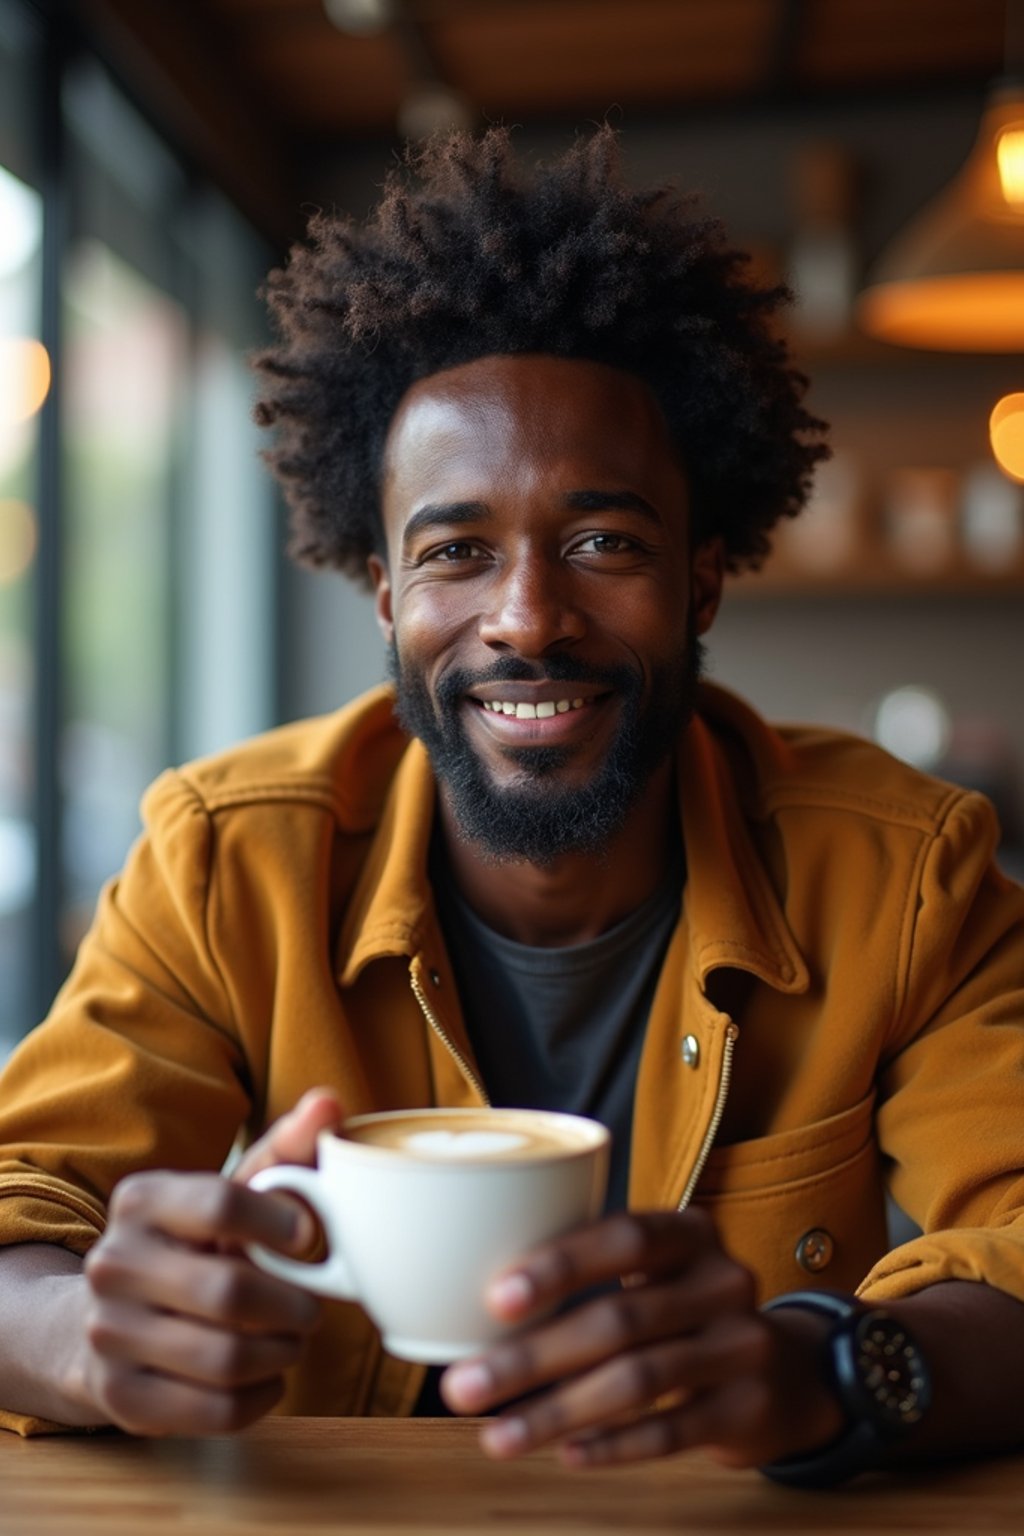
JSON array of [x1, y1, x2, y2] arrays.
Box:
[[677, 1022, 738, 1211], [409, 967, 490, 1106]]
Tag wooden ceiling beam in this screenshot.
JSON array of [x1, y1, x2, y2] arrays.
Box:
[[71, 0, 300, 247], [766, 0, 807, 90]]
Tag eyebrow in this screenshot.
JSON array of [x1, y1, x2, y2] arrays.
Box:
[[401, 489, 661, 549], [563, 489, 661, 524], [401, 502, 489, 549]]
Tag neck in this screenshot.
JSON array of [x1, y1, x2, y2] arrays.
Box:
[[436, 759, 680, 947]]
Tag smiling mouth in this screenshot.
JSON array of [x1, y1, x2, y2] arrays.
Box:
[[478, 697, 588, 720]]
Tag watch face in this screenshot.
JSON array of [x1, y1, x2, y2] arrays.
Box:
[[850, 1313, 930, 1431]]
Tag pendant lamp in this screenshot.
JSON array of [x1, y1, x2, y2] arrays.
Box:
[[857, 3, 1024, 351]]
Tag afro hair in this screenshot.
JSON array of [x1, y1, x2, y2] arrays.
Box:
[[253, 125, 828, 586]]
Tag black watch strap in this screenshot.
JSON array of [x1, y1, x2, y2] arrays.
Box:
[[761, 1416, 887, 1490], [759, 1289, 931, 1490]]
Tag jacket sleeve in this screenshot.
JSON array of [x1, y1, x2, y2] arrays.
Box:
[[0, 768, 253, 1242], [860, 789, 1024, 1305], [0, 770, 253, 1432]]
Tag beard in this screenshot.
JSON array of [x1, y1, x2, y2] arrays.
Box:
[[389, 624, 704, 865]]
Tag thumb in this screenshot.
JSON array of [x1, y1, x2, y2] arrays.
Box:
[[232, 1087, 345, 1185]]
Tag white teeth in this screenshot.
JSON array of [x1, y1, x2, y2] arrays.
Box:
[[482, 697, 587, 717]]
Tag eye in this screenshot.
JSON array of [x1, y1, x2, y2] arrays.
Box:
[[426, 540, 487, 563], [571, 532, 640, 556]]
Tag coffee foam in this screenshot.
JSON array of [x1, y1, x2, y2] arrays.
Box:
[[343, 1110, 597, 1162], [402, 1130, 529, 1159]]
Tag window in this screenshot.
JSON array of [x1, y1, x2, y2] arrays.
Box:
[[0, 4, 43, 1048], [0, 4, 280, 1054]]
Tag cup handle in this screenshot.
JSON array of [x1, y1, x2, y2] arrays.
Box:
[[245, 1164, 357, 1300]]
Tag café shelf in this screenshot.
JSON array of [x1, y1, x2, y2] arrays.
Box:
[[729, 556, 1024, 599], [726, 323, 1024, 602]]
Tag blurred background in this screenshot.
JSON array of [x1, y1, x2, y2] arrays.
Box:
[[2, 0, 1024, 1056]]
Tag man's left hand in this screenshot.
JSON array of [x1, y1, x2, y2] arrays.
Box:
[[440, 1208, 843, 1469]]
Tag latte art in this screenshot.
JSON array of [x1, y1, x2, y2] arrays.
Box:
[[404, 1130, 529, 1159], [342, 1108, 603, 1163]]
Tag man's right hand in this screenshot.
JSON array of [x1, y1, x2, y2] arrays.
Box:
[[69, 1087, 343, 1436]]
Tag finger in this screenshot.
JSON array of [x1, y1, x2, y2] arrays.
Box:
[[475, 1317, 769, 1460], [233, 1089, 345, 1184], [484, 1209, 729, 1323], [444, 1260, 755, 1415], [87, 1297, 308, 1390], [90, 1360, 286, 1438], [109, 1170, 310, 1255], [558, 1375, 776, 1470], [444, 1279, 689, 1412], [85, 1233, 321, 1335]]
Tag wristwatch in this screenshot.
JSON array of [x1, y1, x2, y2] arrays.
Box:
[[759, 1289, 931, 1489]]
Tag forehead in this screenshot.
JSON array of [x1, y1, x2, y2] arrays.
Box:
[[381, 354, 688, 519]]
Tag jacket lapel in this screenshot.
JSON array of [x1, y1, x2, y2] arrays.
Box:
[[629, 696, 810, 1209]]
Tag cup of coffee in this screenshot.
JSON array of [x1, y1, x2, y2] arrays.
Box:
[[246, 1106, 609, 1362]]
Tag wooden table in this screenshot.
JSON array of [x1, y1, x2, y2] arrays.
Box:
[[1, 1417, 1022, 1536]]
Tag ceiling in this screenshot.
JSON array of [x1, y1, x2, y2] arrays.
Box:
[[74, 0, 1013, 243], [208, 0, 1009, 137]]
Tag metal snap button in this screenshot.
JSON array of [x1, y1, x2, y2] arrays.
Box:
[[681, 1034, 700, 1068], [795, 1228, 834, 1273]]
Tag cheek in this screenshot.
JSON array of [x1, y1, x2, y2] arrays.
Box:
[[611, 586, 690, 663], [392, 589, 467, 672]]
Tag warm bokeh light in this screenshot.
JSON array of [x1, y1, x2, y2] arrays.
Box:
[[990, 393, 1024, 483], [0, 498, 38, 585], [0, 337, 52, 425], [996, 126, 1024, 207], [858, 274, 1024, 351]]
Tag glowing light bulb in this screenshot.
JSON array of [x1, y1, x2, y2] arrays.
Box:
[[990, 393, 1024, 482], [996, 126, 1024, 207]]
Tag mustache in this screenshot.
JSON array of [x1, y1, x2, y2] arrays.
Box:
[[435, 655, 640, 707]]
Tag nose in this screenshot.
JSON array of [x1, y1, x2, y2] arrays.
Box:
[[477, 554, 586, 657]]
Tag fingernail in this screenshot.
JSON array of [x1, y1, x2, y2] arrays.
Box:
[[488, 1272, 534, 1314], [444, 1360, 494, 1409], [481, 1417, 528, 1457]]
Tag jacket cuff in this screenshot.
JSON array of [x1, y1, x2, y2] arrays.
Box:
[[857, 1226, 1024, 1307], [0, 1176, 105, 1254]]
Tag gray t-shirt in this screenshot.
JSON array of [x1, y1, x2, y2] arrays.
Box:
[[431, 847, 683, 1212]]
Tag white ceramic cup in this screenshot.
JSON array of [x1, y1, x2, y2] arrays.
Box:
[[246, 1106, 610, 1363]]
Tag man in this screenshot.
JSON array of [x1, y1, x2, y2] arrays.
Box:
[[1, 127, 1024, 1485]]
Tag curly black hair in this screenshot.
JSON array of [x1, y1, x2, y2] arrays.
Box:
[[253, 126, 827, 586]]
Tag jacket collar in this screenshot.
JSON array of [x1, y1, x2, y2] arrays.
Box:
[[335, 687, 809, 996], [677, 703, 809, 995], [336, 736, 438, 986]]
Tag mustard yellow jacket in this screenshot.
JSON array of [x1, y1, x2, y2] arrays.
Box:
[[2, 682, 1024, 1435]]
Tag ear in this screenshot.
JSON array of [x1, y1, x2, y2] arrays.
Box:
[[690, 537, 725, 636], [367, 553, 394, 645]]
